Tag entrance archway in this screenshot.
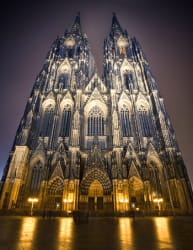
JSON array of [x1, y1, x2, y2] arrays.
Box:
[[128, 176, 144, 209], [79, 168, 113, 213], [88, 180, 104, 210], [46, 177, 64, 210]]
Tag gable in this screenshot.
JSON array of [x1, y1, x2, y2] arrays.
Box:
[[85, 73, 107, 93]]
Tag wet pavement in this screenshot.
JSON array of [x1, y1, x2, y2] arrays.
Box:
[[0, 216, 193, 250]]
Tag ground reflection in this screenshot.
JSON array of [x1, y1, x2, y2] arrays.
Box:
[[119, 217, 175, 250], [153, 217, 174, 249], [119, 218, 133, 249], [18, 217, 37, 249], [58, 218, 74, 249], [1, 216, 193, 249]]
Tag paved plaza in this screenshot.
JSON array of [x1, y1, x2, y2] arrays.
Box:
[[0, 216, 193, 250]]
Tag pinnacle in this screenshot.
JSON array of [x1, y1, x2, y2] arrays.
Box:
[[70, 12, 82, 35], [111, 13, 124, 36]]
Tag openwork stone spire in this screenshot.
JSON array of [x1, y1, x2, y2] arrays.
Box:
[[70, 12, 82, 35], [110, 13, 124, 36]]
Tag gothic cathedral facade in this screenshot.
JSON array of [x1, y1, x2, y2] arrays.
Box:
[[1, 14, 193, 215]]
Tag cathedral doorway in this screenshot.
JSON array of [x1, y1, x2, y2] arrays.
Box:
[[128, 176, 144, 209], [46, 177, 64, 211], [79, 168, 113, 214], [88, 180, 104, 211]]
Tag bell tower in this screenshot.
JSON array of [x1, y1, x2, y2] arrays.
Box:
[[103, 13, 193, 214]]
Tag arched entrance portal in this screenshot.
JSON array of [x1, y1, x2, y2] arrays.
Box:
[[128, 176, 144, 209], [88, 180, 104, 210], [46, 177, 64, 210], [79, 168, 113, 214]]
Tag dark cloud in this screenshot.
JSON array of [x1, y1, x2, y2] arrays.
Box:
[[0, 0, 193, 186]]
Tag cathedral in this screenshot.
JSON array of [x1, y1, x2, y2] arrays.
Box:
[[0, 14, 193, 215]]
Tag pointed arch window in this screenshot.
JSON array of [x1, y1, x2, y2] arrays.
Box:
[[60, 105, 71, 137], [120, 104, 131, 137], [58, 73, 68, 89], [124, 73, 133, 91], [41, 104, 54, 137], [88, 106, 104, 136], [30, 161, 43, 192], [138, 105, 152, 137], [149, 162, 162, 197]]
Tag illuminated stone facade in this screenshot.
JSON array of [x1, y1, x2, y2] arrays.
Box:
[[1, 14, 193, 215]]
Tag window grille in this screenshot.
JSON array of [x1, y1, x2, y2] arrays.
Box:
[[60, 105, 71, 137], [88, 106, 104, 136], [41, 105, 54, 137], [120, 105, 131, 137], [124, 73, 133, 90], [30, 161, 43, 192], [138, 105, 151, 137]]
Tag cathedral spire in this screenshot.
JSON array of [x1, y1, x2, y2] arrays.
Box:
[[111, 13, 124, 36], [70, 12, 82, 35]]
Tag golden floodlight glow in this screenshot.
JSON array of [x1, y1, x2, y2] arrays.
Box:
[[18, 217, 37, 249], [119, 218, 133, 248], [63, 199, 73, 213], [59, 218, 73, 245], [119, 199, 129, 203], [28, 198, 38, 203], [28, 197, 38, 216], [153, 198, 163, 203], [153, 197, 163, 215], [63, 199, 73, 203], [153, 217, 173, 249]]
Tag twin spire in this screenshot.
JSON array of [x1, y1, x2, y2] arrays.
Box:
[[70, 12, 82, 35], [111, 12, 124, 35], [69, 12, 123, 36]]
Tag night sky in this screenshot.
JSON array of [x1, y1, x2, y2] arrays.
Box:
[[0, 0, 193, 186]]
